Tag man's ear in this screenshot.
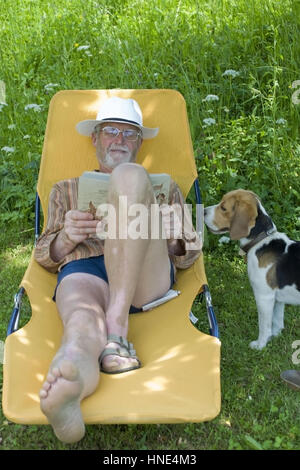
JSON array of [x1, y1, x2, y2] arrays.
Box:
[[91, 132, 97, 147]]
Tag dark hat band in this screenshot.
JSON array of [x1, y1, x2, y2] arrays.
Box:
[[101, 117, 141, 127]]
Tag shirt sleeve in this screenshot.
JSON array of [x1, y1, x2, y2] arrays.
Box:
[[34, 182, 69, 273], [167, 179, 202, 269]]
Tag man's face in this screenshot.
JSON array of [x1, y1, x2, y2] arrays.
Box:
[[92, 122, 143, 173]]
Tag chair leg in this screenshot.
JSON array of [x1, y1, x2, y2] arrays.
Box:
[[203, 285, 219, 338], [7, 287, 25, 336]]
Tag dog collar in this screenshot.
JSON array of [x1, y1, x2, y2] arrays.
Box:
[[239, 227, 277, 256]]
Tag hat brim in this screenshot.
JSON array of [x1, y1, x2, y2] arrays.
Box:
[[76, 119, 159, 139]]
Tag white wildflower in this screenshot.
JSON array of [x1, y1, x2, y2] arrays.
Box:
[[202, 94, 219, 102], [25, 103, 42, 112], [8, 124, 16, 130], [77, 45, 90, 51], [44, 83, 59, 91], [222, 69, 240, 78], [203, 118, 216, 126], [23, 135, 30, 139], [1, 146, 15, 153], [0, 80, 6, 103], [276, 118, 287, 125], [85, 50, 92, 57], [218, 236, 230, 245]]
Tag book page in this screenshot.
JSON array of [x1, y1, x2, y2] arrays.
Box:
[[149, 173, 171, 205], [77, 171, 171, 214], [77, 172, 110, 214]]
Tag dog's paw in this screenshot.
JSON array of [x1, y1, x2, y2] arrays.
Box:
[[249, 340, 265, 350]]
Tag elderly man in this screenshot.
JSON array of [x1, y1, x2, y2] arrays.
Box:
[[35, 97, 201, 443]]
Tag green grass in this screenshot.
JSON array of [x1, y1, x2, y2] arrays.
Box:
[[1, 228, 299, 450], [1, 0, 300, 231], [0, 0, 300, 450]]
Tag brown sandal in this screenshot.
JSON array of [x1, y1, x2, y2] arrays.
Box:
[[99, 334, 141, 374]]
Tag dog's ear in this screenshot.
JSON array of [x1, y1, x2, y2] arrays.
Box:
[[229, 199, 258, 240]]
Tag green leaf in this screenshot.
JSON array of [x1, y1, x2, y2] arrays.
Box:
[[244, 435, 263, 450]]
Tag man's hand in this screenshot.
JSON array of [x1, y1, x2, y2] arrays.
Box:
[[64, 210, 98, 245], [160, 203, 202, 255], [50, 210, 98, 263], [160, 203, 182, 240]]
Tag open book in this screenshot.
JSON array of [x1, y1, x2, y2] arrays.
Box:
[[77, 171, 171, 215]]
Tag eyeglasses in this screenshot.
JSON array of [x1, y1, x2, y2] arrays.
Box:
[[98, 126, 141, 142]]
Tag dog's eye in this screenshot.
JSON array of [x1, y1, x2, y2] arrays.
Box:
[[220, 205, 226, 212]]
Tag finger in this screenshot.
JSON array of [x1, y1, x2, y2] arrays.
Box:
[[66, 210, 94, 221], [67, 226, 97, 237], [65, 219, 98, 231]]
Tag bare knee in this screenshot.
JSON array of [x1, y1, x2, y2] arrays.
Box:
[[111, 162, 147, 180], [56, 274, 110, 319], [109, 163, 153, 201]]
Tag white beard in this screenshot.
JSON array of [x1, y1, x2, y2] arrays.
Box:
[[103, 145, 132, 169]]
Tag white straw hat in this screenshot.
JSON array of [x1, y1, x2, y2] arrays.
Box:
[[76, 97, 159, 139]]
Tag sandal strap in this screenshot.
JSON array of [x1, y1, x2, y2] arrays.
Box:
[[107, 334, 131, 349], [99, 335, 138, 363], [107, 334, 136, 355]]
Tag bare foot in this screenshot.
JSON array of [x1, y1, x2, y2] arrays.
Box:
[[40, 359, 85, 443]]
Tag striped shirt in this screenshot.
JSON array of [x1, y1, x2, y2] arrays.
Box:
[[34, 176, 202, 273]]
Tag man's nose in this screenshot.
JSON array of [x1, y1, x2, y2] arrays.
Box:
[[114, 130, 126, 143]]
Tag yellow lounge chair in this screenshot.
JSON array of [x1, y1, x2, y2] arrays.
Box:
[[3, 89, 221, 426]]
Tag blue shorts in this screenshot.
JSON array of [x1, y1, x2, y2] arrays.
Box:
[[53, 255, 175, 313]]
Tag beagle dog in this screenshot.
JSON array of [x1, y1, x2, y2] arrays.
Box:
[[204, 189, 300, 350]]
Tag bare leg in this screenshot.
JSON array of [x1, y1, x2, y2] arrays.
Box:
[[40, 164, 173, 435], [101, 163, 171, 372], [39, 273, 109, 443]]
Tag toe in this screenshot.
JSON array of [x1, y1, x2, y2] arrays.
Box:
[[47, 373, 56, 383], [60, 360, 78, 381], [42, 381, 51, 392], [102, 354, 139, 373], [40, 389, 48, 399], [52, 367, 62, 378]]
